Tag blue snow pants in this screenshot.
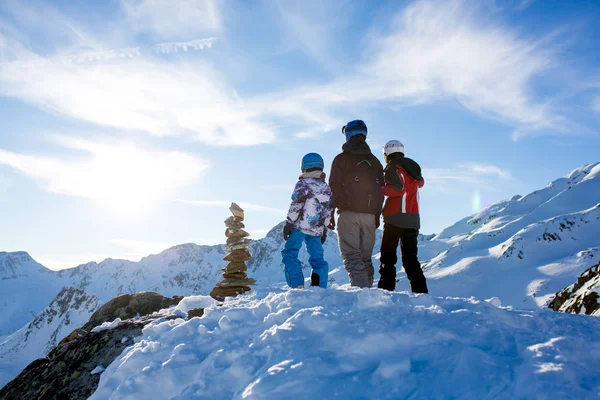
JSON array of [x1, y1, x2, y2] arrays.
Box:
[[282, 229, 329, 288]]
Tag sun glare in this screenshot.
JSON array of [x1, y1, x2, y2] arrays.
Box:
[[51, 139, 207, 218]]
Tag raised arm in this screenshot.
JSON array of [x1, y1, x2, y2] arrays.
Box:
[[382, 164, 405, 197]]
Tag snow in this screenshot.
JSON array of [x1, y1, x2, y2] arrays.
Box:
[[91, 318, 122, 333], [91, 365, 106, 375], [3, 163, 600, 392], [91, 287, 600, 399], [174, 295, 217, 314]]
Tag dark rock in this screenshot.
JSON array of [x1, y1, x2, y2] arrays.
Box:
[[187, 308, 205, 319], [549, 261, 600, 315], [48, 328, 88, 359], [0, 321, 144, 400], [0, 291, 185, 400], [81, 292, 183, 331]]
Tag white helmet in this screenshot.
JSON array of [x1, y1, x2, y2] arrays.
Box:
[[382, 140, 405, 156]]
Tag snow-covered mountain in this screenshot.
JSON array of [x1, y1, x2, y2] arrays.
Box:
[[0, 251, 63, 337], [418, 163, 600, 308], [0, 287, 99, 386], [1, 163, 600, 390]]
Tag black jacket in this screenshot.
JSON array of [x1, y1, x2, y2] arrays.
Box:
[[329, 137, 384, 216]]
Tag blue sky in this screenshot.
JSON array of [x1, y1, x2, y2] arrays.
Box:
[[1, 0, 599, 270]]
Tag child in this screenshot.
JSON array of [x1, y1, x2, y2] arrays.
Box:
[[378, 140, 428, 293], [282, 153, 333, 288]]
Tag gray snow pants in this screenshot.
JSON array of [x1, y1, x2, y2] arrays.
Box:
[[337, 211, 377, 288]]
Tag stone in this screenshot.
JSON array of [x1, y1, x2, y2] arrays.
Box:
[[81, 292, 183, 332], [225, 228, 249, 238], [187, 308, 205, 319], [226, 239, 252, 252], [223, 271, 249, 280], [225, 216, 245, 228], [210, 202, 254, 301], [48, 328, 88, 358], [223, 249, 251, 262], [226, 236, 252, 247], [222, 262, 248, 272], [229, 202, 245, 219], [216, 277, 256, 288], [209, 286, 251, 300]]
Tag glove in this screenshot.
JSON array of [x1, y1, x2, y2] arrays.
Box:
[[327, 210, 336, 231], [321, 228, 327, 244], [283, 222, 294, 241], [375, 213, 381, 229]]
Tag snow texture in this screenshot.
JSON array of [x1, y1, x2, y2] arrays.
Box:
[[91, 318, 122, 333], [91, 287, 600, 399], [91, 365, 106, 375]]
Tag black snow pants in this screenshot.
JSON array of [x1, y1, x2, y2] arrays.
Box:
[[378, 223, 428, 293]]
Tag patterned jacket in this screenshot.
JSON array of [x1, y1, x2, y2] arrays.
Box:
[[286, 171, 333, 237]]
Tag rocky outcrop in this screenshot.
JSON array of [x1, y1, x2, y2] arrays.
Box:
[[210, 203, 255, 300], [549, 261, 600, 316], [0, 292, 183, 400], [81, 291, 183, 331]]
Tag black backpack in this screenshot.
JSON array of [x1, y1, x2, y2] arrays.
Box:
[[343, 154, 384, 215]]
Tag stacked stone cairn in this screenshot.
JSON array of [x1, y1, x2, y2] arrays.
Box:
[[209, 203, 255, 300]]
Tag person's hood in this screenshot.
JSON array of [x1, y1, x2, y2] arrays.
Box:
[[342, 137, 372, 155], [391, 157, 423, 181], [300, 170, 326, 180]]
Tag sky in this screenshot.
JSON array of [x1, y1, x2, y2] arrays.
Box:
[[1, 0, 599, 270]]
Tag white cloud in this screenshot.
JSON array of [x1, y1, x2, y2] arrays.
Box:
[[155, 38, 215, 54], [177, 199, 286, 215], [424, 163, 514, 193], [0, 138, 209, 215], [0, 46, 275, 146], [254, 0, 564, 137], [121, 0, 221, 38], [457, 163, 514, 180]]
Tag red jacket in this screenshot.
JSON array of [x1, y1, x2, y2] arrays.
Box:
[[382, 157, 424, 229]]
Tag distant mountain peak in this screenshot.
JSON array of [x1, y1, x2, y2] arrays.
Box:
[[0, 251, 48, 279]]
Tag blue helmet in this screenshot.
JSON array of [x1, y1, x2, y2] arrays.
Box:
[[342, 119, 367, 141], [301, 153, 324, 171]]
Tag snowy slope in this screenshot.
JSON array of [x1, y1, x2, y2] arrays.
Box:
[[0, 287, 99, 387], [2, 163, 600, 390], [416, 163, 600, 308], [0, 252, 62, 336], [90, 287, 600, 399]]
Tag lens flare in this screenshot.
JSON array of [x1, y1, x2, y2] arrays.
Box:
[[472, 190, 482, 214]]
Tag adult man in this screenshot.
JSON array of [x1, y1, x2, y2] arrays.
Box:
[[329, 120, 384, 288], [378, 140, 428, 293]]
